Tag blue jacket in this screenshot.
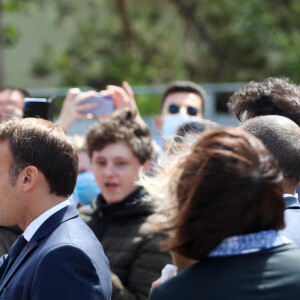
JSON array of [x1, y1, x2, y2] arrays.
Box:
[[0, 205, 112, 299]]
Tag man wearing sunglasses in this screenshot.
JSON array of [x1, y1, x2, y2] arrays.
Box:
[[102, 80, 206, 147], [154, 81, 206, 141]]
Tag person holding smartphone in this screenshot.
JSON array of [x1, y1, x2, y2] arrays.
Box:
[[56, 88, 116, 132], [0, 87, 30, 124]]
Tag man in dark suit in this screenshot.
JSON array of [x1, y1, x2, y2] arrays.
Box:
[[0, 117, 112, 299]]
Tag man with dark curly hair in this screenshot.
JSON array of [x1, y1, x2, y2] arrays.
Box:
[[227, 77, 300, 126]]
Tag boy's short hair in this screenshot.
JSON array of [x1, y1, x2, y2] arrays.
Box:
[[86, 108, 153, 164]]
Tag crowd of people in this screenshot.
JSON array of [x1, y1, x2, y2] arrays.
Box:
[[0, 77, 299, 299]]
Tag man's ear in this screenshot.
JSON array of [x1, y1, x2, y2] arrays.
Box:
[[20, 166, 39, 192], [154, 116, 163, 131]]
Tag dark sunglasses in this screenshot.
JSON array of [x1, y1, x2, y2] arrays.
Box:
[[168, 104, 199, 116]]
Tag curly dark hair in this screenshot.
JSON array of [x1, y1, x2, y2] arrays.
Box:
[[227, 77, 300, 126], [86, 108, 153, 164]]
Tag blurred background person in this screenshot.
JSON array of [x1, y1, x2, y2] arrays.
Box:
[[56, 88, 101, 132], [0, 87, 30, 124], [105, 80, 207, 145], [55, 80, 209, 153], [154, 81, 206, 141], [142, 128, 300, 300], [103, 81, 209, 176], [171, 119, 219, 152], [69, 135, 100, 207], [79, 108, 171, 300], [227, 77, 300, 125]]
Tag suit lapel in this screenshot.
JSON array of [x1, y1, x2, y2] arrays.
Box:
[[0, 240, 35, 292], [0, 205, 79, 293], [30, 205, 79, 241]]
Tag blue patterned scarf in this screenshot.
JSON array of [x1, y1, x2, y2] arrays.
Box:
[[209, 230, 290, 257]]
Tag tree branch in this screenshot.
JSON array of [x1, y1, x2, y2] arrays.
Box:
[[115, 0, 132, 53]]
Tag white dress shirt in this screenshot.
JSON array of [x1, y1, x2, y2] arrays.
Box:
[[23, 200, 70, 242]]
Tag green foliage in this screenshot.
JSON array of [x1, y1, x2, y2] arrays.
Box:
[[169, 0, 300, 82], [2, 0, 25, 12], [2, 0, 25, 47], [30, 0, 187, 89], [4, 0, 300, 93], [3, 24, 19, 46], [31, 43, 53, 77], [135, 94, 161, 115]]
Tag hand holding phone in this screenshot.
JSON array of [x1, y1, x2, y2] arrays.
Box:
[[56, 89, 114, 132], [82, 94, 114, 116]]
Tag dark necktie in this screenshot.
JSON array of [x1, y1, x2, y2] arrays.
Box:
[[8, 235, 27, 264], [0, 235, 27, 282]]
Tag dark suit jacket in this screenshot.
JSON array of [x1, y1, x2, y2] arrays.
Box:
[[0, 225, 22, 257], [150, 244, 300, 300], [0, 205, 112, 300]]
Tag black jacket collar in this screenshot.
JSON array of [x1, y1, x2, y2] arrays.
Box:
[[95, 187, 153, 219]]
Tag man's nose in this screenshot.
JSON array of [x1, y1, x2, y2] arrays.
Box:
[[179, 106, 187, 115]]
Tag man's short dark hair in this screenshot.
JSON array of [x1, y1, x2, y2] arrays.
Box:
[[173, 120, 219, 144], [0, 87, 31, 98], [241, 115, 300, 184], [160, 81, 206, 114], [86, 108, 152, 164], [227, 77, 300, 126], [0, 118, 78, 197]]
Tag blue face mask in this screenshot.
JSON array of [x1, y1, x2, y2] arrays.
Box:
[[75, 172, 100, 206], [161, 114, 201, 140]]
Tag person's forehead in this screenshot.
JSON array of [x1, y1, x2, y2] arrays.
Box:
[[9, 91, 24, 103], [0, 90, 11, 100], [0, 90, 24, 104], [92, 142, 135, 159]]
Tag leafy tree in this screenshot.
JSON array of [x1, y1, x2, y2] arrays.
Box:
[[4, 0, 300, 89], [31, 0, 187, 88], [0, 0, 24, 86], [170, 0, 300, 82]]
